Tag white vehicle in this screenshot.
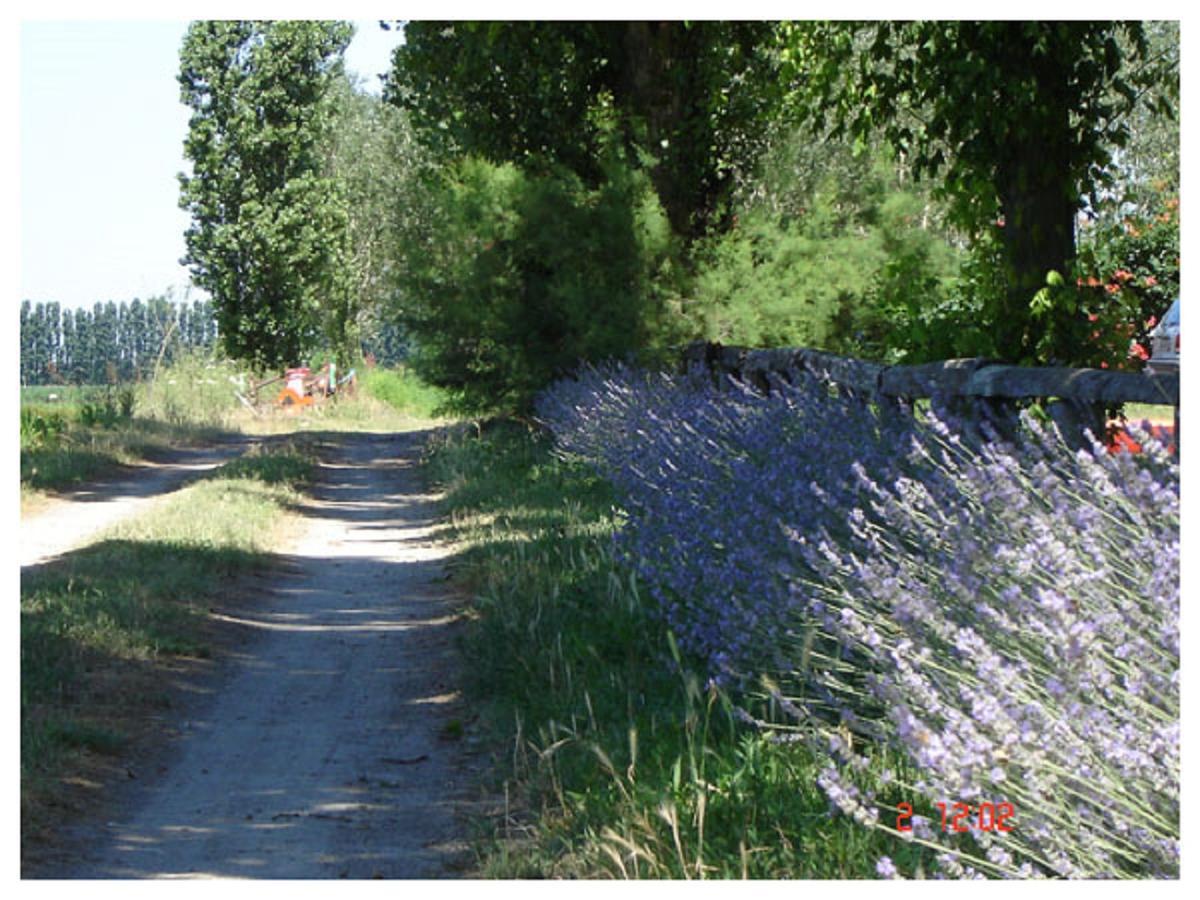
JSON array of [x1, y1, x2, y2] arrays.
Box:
[[1146, 297, 1180, 374]]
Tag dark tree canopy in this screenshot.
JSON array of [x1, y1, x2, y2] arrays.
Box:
[[783, 20, 1174, 362], [387, 21, 780, 240]]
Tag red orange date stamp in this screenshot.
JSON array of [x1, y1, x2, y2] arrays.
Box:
[[897, 801, 1015, 833]]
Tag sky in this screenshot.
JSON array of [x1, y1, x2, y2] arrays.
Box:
[[18, 18, 405, 311]]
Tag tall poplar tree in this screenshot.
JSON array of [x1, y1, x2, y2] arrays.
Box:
[[178, 20, 354, 369]]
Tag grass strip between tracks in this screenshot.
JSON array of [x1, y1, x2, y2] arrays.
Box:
[[20, 440, 316, 854]]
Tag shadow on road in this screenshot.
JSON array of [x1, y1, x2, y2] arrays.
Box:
[[22, 427, 478, 879]]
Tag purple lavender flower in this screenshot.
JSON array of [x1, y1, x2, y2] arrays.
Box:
[[535, 361, 1179, 878]]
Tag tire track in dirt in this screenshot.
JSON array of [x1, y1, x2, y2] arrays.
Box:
[[20, 438, 257, 569], [43, 429, 474, 879]]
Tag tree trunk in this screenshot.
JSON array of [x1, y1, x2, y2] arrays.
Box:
[[992, 24, 1080, 363], [613, 22, 720, 241]]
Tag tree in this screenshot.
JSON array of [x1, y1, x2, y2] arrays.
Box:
[[388, 21, 780, 240], [90, 302, 119, 383], [783, 21, 1175, 363], [1090, 21, 1180, 225], [178, 20, 354, 369], [398, 155, 674, 413], [71, 306, 94, 385], [324, 74, 431, 363], [20, 301, 34, 386], [60, 309, 76, 382]]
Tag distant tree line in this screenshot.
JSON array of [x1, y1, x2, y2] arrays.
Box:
[[19, 297, 218, 386]]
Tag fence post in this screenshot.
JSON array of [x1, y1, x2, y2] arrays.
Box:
[[1045, 399, 1106, 451]]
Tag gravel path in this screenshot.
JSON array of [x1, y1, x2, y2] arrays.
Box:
[[41, 429, 473, 879], [20, 438, 255, 569]]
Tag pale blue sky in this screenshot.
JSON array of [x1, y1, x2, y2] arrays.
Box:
[[19, 19, 404, 310]]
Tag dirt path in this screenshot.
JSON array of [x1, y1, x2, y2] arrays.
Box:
[[20, 438, 257, 568], [38, 429, 475, 879]]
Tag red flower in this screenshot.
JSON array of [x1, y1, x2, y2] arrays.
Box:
[[1107, 429, 1142, 455], [1106, 283, 1121, 294], [1144, 275, 1158, 287], [1129, 342, 1149, 361]]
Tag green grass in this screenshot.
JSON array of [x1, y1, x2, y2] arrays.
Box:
[[1120, 402, 1176, 423], [20, 371, 232, 501], [20, 359, 450, 507], [359, 364, 448, 420], [426, 422, 937, 878], [20, 442, 314, 840], [20, 411, 221, 497]]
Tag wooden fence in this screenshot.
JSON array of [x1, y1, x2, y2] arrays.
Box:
[[681, 341, 1180, 451]]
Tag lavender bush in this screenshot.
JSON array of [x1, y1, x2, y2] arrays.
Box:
[[536, 362, 915, 682], [535, 362, 1179, 878]]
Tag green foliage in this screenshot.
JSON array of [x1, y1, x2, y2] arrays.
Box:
[[178, 20, 354, 370], [399, 154, 676, 414], [21, 294, 219, 387], [1091, 21, 1180, 224], [858, 229, 1005, 364], [687, 207, 882, 348], [1031, 189, 1180, 370], [325, 74, 433, 365], [20, 405, 70, 451], [388, 22, 781, 240], [134, 352, 246, 427], [685, 143, 963, 357], [782, 21, 1176, 362], [358, 365, 447, 419], [18, 294, 221, 386]]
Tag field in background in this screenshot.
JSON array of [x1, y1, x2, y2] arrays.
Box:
[[19, 356, 449, 505]]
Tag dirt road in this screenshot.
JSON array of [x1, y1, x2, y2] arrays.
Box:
[[20, 438, 256, 568], [35, 429, 474, 878]]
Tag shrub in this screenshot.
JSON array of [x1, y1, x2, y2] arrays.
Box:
[[358, 365, 447, 419], [397, 153, 676, 415], [535, 362, 1179, 878], [135, 352, 246, 427]]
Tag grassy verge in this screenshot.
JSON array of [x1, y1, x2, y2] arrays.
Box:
[[20, 358, 445, 504], [20, 441, 315, 852], [20, 410, 223, 498], [20, 369, 234, 508], [426, 422, 935, 878], [359, 364, 448, 420]]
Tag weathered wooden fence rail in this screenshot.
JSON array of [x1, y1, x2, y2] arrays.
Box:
[[682, 341, 1180, 449]]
